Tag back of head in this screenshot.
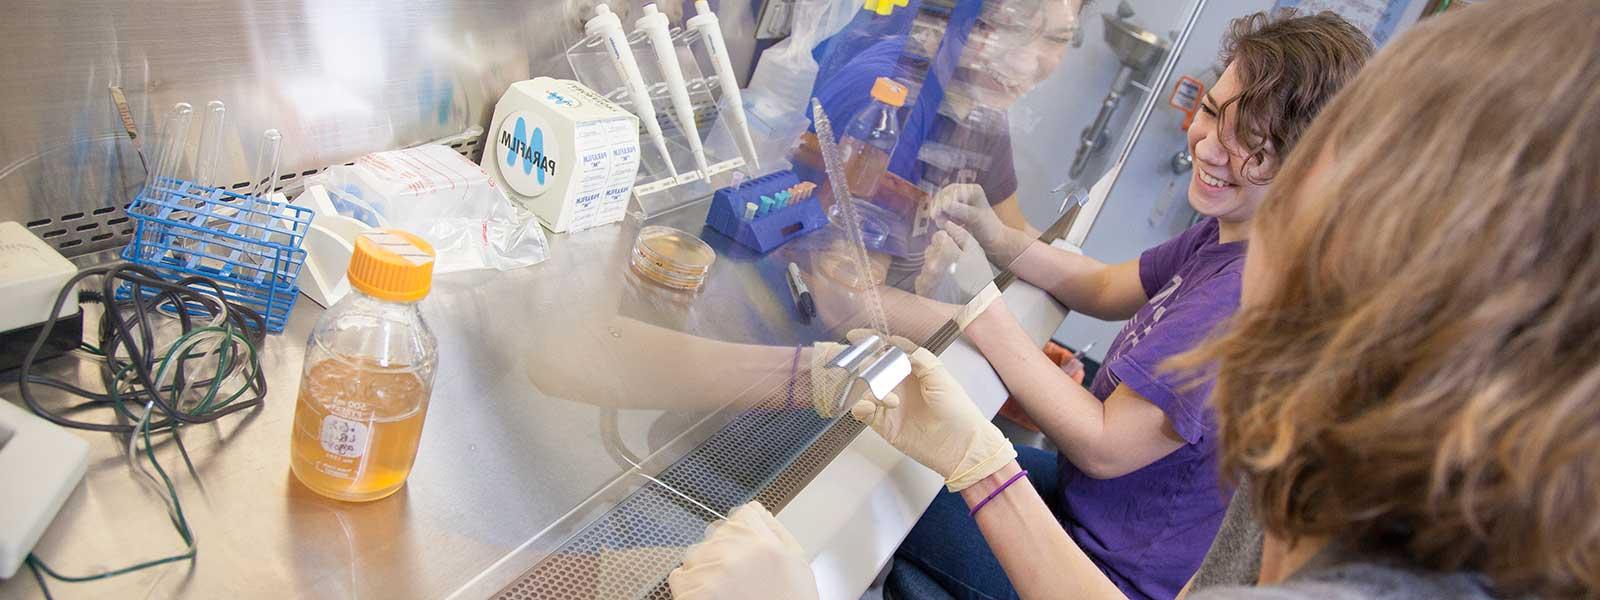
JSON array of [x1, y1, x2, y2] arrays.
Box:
[[1193, 1, 1600, 596]]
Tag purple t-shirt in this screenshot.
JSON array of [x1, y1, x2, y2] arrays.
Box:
[[1061, 218, 1245, 600]]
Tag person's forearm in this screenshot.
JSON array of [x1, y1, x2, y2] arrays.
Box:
[[524, 318, 807, 410], [962, 461, 1127, 600], [1008, 242, 1133, 321], [874, 284, 960, 344], [962, 301, 1112, 470]]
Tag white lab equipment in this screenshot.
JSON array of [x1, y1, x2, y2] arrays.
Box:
[[481, 78, 642, 233], [685, 0, 760, 170], [0, 222, 80, 334], [297, 184, 365, 307], [636, 4, 712, 176], [587, 4, 679, 180], [0, 397, 90, 579], [308, 143, 551, 272]]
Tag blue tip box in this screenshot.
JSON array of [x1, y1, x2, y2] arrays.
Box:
[[706, 170, 828, 253]]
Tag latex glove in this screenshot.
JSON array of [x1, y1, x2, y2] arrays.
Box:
[[810, 329, 901, 418], [851, 336, 1017, 491], [913, 228, 963, 300], [937, 183, 1033, 268], [668, 502, 819, 600]]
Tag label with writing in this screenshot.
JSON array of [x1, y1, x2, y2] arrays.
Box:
[[320, 415, 369, 459]]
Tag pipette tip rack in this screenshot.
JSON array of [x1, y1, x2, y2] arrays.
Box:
[[706, 170, 827, 253], [120, 178, 313, 333]]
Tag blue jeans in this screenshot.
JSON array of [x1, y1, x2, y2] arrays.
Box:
[[885, 445, 1063, 600]]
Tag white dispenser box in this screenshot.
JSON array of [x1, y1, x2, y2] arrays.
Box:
[[482, 78, 642, 233]]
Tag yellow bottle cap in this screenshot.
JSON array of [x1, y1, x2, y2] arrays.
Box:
[[347, 229, 436, 302], [871, 77, 908, 107]]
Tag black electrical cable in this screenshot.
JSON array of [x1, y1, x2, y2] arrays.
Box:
[[18, 262, 268, 590], [17, 262, 268, 434]]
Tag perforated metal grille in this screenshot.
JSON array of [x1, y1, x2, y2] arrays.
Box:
[[494, 482, 717, 600], [23, 137, 482, 258], [493, 357, 849, 599], [752, 412, 868, 513]]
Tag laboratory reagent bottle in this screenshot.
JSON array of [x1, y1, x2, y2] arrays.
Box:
[[290, 229, 439, 502], [839, 77, 907, 199]]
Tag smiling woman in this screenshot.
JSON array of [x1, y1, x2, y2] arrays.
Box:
[[1187, 12, 1375, 242]]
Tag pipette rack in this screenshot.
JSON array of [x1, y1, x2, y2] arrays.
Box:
[[566, 20, 748, 219], [706, 170, 826, 253], [120, 178, 313, 333]]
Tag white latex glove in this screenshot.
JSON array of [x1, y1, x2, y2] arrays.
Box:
[[937, 183, 1033, 268], [668, 502, 819, 600], [913, 228, 963, 300], [851, 336, 1017, 492]]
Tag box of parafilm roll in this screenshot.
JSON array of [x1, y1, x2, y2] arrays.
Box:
[[482, 77, 641, 233]]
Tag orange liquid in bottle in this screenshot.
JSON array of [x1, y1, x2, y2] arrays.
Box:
[[290, 357, 431, 502]]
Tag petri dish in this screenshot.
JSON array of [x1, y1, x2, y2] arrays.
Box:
[[631, 225, 716, 291]]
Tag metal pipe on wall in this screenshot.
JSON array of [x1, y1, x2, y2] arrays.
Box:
[[1064, 0, 1208, 249]]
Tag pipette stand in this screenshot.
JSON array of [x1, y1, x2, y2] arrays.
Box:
[[567, 25, 747, 219]]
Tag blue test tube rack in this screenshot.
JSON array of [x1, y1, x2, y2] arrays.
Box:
[[705, 170, 828, 253], [119, 178, 313, 333]]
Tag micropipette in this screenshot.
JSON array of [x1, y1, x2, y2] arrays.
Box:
[[685, 0, 760, 170], [193, 101, 226, 187], [636, 4, 712, 176], [587, 5, 680, 179]]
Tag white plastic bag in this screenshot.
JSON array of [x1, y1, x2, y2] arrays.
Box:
[[308, 144, 550, 273], [733, 0, 860, 168]]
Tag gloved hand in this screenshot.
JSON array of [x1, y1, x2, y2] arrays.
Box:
[[851, 336, 1017, 492], [913, 227, 963, 300], [668, 502, 819, 600], [937, 183, 1034, 268], [810, 329, 901, 418]]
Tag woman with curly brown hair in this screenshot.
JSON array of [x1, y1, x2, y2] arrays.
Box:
[[908, 10, 1375, 599], [670, 0, 1600, 598]]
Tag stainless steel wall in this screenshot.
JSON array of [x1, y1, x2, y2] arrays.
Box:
[[0, 0, 758, 257]]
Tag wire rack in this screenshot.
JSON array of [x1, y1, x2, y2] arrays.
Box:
[[120, 178, 313, 333]]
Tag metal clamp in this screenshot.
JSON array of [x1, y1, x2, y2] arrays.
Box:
[[824, 334, 912, 416]]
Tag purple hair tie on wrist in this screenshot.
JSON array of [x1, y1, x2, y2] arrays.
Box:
[[969, 470, 1028, 517]]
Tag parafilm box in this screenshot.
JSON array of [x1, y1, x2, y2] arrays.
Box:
[[482, 77, 641, 233]]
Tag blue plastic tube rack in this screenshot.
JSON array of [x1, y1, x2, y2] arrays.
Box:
[[706, 171, 828, 253], [120, 178, 314, 333]]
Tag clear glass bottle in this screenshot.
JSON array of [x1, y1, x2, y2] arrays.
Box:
[[839, 77, 907, 199], [290, 229, 438, 502]]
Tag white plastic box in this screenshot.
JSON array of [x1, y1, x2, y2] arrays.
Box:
[[482, 78, 642, 233]]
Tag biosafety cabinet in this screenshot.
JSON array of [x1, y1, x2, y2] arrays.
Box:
[[0, 0, 1427, 597]]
